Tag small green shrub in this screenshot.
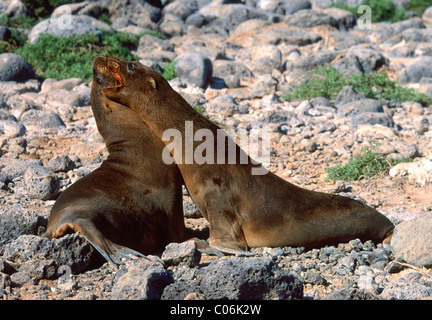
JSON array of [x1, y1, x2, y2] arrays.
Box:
[[407, 0, 432, 14], [283, 66, 432, 105], [0, 14, 39, 29], [22, 0, 81, 19], [0, 28, 28, 53], [334, 0, 432, 23], [161, 60, 178, 81], [15, 30, 140, 81], [333, 0, 405, 23], [325, 145, 413, 181]]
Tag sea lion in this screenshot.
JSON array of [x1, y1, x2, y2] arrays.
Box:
[[42, 56, 185, 265], [102, 56, 394, 255]]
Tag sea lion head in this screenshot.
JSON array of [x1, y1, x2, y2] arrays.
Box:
[[102, 56, 163, 106]]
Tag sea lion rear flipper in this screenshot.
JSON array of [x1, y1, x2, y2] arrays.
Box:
[[45, 219, 149, 268], [209, 242, 256, 257], [88, 238, 150, 268]]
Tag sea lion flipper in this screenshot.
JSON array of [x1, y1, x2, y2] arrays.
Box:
[[209, 241, 255, 257], [47, 218, 149, 267], [86, 238, 150, 268]]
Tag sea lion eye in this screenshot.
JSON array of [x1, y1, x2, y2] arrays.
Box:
[[127, 63, 135, 71]]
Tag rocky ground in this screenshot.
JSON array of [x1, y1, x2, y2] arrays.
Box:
[[1, 0, 432, 301]]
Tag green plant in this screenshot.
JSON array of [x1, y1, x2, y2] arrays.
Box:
[[0, 28, 28, 53], [15, 30, 140, 82], [283, 66, 432, 105], [0, 14, 39, 29], [325, 144, 413, 181], [333, 0, 406, 23], [22, 0, 81, 19], [407, 0, 432, 14], [161, 60, 178, 81]]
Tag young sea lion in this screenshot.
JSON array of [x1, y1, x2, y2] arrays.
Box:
[[102, 56, 394, 255], [42, 57, 185, 265]]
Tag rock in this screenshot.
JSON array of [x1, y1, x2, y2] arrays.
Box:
[[206, 94, 238, 116], [0, 53, 36, 82], [17, 259, 57, 281], [109, 0, 162, 31], [398, 56, 432, 84], [285, 9, 337, 28], [175, 51, 213, 88], [6, 94, 40, 120], [337, 99, 383, 117], [41, 78, 83, 93], [2, 0, 28, 18], [389, 158, 432, 186], [355, 124, 396, 139], [51, 2, 90, 17], [257, 0, 311, 14], [212, 61, 252, 88], [423, 6, 432, 28], [161, 279, 202, 300], [323, 287, 379, 300], [0, 204, 46, 250], [345, 46, 388, 73], [380, 277, 432, 300], [110, 257, 172, 300], [335, 86, 367, 106], [161, 241, 201, 267], [0, 120, 26, 138], [20, 110, 66, 130], [47, 154, 76, 173], [0, 158, 42, 180], [227, 22, 322, 47], [2, 233, 95, 274], [391, 213, 432, 267], [28, 15, 112, 44], [200, 257, 303, 300], [23, 165, 60, 200], [332, 54, 365, 75], [251, 44, 282, 73], [351, 112, 394, 128]]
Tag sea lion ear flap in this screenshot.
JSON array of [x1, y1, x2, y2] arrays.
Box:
[[149, 77, 158, 90]]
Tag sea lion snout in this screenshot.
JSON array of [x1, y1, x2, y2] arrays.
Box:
[[93, 56, 108, 74]]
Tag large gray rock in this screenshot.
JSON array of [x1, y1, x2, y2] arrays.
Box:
[[200, 257, 303, 300], [337, 99, 383, 117], [175, 51, 213, 88], [110, 257, 173, 300], [161, 240, 201, 267], [391, 213, 432, 267], [0, 120, 26, 138], [23, 165, 60, 200], [0, 53, 36, 82], [28, 15, 112, 44], [2, 233, 95, 274], [398, 56, 432, 84], [285, 9, 337, 28], [20, 110, 66, 130], [0, 204, 46, 250], [109, 0, 162, 30]]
